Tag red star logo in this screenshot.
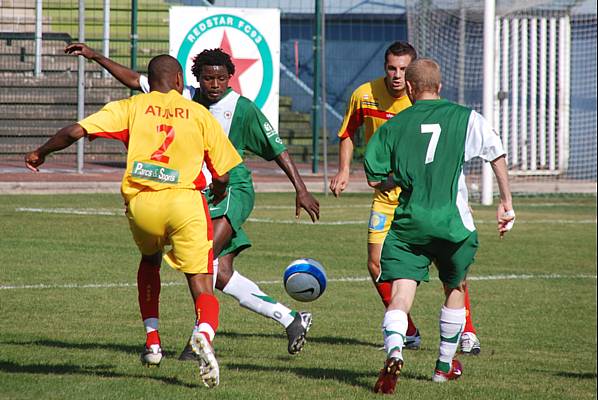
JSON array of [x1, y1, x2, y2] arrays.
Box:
[[218, 30, 258, 95]]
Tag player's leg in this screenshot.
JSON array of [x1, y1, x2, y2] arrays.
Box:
[[432, 283, 466, 382], [374, 231, 431, 393], [218, 242, 312, 355], [164, 189, 220, 387], [137, 252, 163, 366], [431, 232, 478, 382], [368, 199, 420, 348], [185, 273, 220, 388], [126, 191, 168, 367], [460, 281, 481, 355]]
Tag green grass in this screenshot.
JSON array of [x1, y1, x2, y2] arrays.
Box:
[[0, 193, 596, 399]]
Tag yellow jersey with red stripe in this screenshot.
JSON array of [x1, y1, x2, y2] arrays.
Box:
[[78, 90, 242, 203], [337, 77, 411, 203]]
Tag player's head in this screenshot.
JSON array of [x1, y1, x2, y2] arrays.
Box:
[[405, 58, 442, 103], [147, 54, 184, 94], [191, 48, 236, 104], [383, 41, 418, 98]]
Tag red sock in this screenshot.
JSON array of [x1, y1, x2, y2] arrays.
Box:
[[137, 260, 161, 320], [145, 330, 161, 348], [196, 292, 220, 343], [375, 281, 392, 307], [406, 313, 418, 336], [463, 285, 476, 334]]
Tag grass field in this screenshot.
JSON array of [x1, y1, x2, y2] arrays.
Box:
[[0, 193, 596, 399]]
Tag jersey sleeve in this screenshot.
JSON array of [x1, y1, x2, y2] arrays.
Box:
[[363, 124, 392, 182], [78, 98, 131, 144], [202, 114, 243, 177], [337, 89, 363, 140], [240, 99, 287, 161], [464, 110, 506, 162]]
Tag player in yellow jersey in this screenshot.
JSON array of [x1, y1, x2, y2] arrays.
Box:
[[329, 41, 481, 354], [24, 55, 242, 388]]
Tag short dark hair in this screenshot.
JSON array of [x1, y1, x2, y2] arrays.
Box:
[[384, 41, 417, 64], [147, 54, 182, 84], [191, 48, 235, 79]]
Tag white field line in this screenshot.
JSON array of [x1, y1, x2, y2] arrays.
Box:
[[14, 208, 597, 225], [1, 273, 595, 291]]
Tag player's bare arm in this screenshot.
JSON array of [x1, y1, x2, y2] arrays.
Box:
[[490, 155, 515, 238], [65, 43, 142, 90], [274, 151, 320, 222], [329, 137, 354, 197], [25, 124, 86, 171]]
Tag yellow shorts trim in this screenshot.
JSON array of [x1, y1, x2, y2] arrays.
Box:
[[126, 189, 213, 274]]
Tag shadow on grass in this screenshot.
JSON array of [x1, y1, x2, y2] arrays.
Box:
[[555, 371, 597, 380], [0, 360, 200, 388], [219, 330, 380, 348], [3, 338, 137, 353], [226, 362, 431, 390]]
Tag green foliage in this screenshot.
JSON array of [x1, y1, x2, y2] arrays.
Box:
[[0, 193, 596, 399]]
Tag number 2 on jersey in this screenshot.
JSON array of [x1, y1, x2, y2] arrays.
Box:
[[151, 124, 175, 164], [421, 124, 441, 164]]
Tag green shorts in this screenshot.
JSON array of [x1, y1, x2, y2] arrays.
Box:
[[205, 183, 255, 257], [379, 230, 479, 288]]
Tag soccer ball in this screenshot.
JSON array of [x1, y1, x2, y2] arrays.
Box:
[[283, 258, 327, 302]]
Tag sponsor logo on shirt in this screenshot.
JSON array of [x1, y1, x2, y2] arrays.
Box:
[[131, 161, 179, 184], [263, 121, 282, 143], [362, 100, 380, 108], [144, 105, 189, 119]]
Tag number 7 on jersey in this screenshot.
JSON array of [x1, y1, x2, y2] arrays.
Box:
[[421, 123, 441, 164]]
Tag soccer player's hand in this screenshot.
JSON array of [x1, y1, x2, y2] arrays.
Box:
[[64, 43, 97, 59], [329, 169, 350, 197], [378, 175, 397, 193], [497, 205, 515, 238], [24, 150, 45, 172], [209, 182, 228, 205], [296, 190, 319, 222]]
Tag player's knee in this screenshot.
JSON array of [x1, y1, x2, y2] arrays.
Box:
[[141, 252, 162, 267]]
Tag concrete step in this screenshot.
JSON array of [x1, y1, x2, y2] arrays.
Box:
[[0, 103, 103, 120], [279, 110, 310, 123], [0, 86, 129, 104], [0, 75, 127, 88], [0, 139, 126, 155]]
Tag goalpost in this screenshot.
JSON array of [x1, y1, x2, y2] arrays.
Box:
[[406, 0, 597, 198]]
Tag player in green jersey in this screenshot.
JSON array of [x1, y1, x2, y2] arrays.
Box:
[[65, 43, 320, 357], [364, 58, 515, 394]]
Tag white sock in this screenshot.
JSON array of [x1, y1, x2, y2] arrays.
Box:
[[438, 306, 466, 368], [382, 309, 408, 360], [223, 271, 295, 327], [212, 258, 219, 291], [197, 322, 215, 342], [143, 317, 159, 334]]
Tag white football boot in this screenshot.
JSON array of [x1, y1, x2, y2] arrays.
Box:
[[140, 344, 163, 367], [459, 332, 481, 355], [190, 328, 220, 388]]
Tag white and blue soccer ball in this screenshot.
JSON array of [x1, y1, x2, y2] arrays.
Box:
[[283, 258, 327, 302]]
